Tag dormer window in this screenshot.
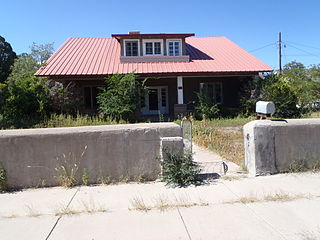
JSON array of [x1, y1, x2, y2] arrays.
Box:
[[143, 39, 163, 56], [167, 40, 181, 56], [125, 40, 139, 56]]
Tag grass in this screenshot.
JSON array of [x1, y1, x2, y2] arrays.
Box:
[[54, 200, 108, 216], [192, 117, 252, 166], [129, 196, 151, 212], [25, 204, 41, 217], [33, 113, 126, 128], [220, 174, 247, 181], [224, 191, 310, 204], [129, 194, 209, 212]]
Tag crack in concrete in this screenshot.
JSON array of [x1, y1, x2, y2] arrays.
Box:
[[44, 186, 81, 240], [176, 207, 192, 240]]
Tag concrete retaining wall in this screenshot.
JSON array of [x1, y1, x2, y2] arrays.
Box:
[[0, 123, 182, 189], [244, 119, 320, 177]]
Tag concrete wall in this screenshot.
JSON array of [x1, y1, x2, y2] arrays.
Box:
[[0, 123, 182, 189], [244, 119, 320, 177]]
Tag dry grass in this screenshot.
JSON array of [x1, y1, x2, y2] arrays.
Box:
[[25, 204, 41, 217], [129, 196, 152, 212], [54, 199, 108, 216], [224, 191, 310, 204], [33, 113, 126, 128], [193, 119, 246, 165], [2, 214, 18, 219], [220, 174, 247, 181], [80, 199, 108, 214], [97, 176, 113, 185], [54, 207, 82, 216], [129, 194, 209, 212]]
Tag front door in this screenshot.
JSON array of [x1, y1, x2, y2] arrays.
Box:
[[141, 86, 168, 115]]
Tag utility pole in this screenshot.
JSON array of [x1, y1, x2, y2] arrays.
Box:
[[278, 32, 282, 74]]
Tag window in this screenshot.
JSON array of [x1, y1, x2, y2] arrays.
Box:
[[200, 82, 223, 103], [143, 39, 163, 56], [167, 40, 181, 56], [141, 86, 168, 115], [125, 40, 139, 56], [84, 86, 102, 109]]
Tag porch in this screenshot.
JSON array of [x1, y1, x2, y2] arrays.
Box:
[[71, 75, 247, 118]]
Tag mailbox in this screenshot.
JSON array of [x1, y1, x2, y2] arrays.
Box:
[[256, 101, 275, 119]]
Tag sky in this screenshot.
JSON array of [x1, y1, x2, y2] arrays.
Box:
[[1, 0, 320, 70]]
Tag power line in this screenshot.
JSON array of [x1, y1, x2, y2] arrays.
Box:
[[249, 42, 277, 53], [285, 43, 320, 59], [285, 41, 320, 51]]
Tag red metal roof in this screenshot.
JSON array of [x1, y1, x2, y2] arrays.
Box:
[[35, 36, 272, 77], [112, 33, 195, 40]]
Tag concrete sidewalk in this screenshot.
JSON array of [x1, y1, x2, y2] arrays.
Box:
[[193, 144, 240, 174], [1, 172, 320, 240]]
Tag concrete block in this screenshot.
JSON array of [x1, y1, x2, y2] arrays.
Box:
[[0, 123, 182, 188], [244, 119, 320, 177], [160, 137, 184, 162]]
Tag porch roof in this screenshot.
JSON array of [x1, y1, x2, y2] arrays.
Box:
[[35, 36, 272, 77]]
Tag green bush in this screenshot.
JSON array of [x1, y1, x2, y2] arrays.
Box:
[[266, 81, 301, 118], [1, 74, 49, 128], [97, 73, 147, 122], [0, 163, 7, 192], [194, 92, 220, 120], [160, 149, 201, 187]]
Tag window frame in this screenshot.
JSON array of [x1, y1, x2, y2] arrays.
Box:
[[124, 39, 140, 57], [199, 82, 223, 104], [142, 39, 164, 56], [141, 86, 169, 115], [167, 39, 182, 56]]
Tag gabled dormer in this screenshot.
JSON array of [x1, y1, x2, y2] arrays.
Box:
[[112, 31, 195, 63]]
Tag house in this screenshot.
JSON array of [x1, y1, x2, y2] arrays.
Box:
[[35, 31, 272, 118]]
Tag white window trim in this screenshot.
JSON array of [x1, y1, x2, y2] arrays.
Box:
[[142, 39, 164, 56], [167, 39, 182, 56], [200, 82, 223, 104], [124, 39, 140, 57]]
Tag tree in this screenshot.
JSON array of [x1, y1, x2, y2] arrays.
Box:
[[239, 61, 320, 117], [265, 80, 300, 118], [1, 74, 49, 128], [0, 36, 16, 83], [30, 42, 54, 65], [282, 61, 319, 111], [97, 73, 147, 121], [6, 53, 38, 84]]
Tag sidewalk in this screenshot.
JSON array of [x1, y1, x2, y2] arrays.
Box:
[[1, 172, 320, 240]]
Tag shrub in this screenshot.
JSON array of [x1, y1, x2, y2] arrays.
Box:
[[160, 149, 201, 187], [194, 92, 220, 120], [1, 74, 49, 128], [265, 81, 301, 118], [0, 163, 7, 191], [97, 73, 147, 122]]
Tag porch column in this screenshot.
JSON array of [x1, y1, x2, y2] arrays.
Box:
[[177, 76, 184, 104]]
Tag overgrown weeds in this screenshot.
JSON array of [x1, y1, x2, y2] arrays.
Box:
[[289, 158, 320, 173], [160, 149, 201, 187], [33, 113, 125, 128], [55, 146, 87, 188], [224, 191, 310, 204], [192, 119, 247, 165], [129, 194, 209, 212], [0, 163, 7, 192]]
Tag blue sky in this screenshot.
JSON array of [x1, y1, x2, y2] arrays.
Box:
[[1, 0, 320, 69]]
